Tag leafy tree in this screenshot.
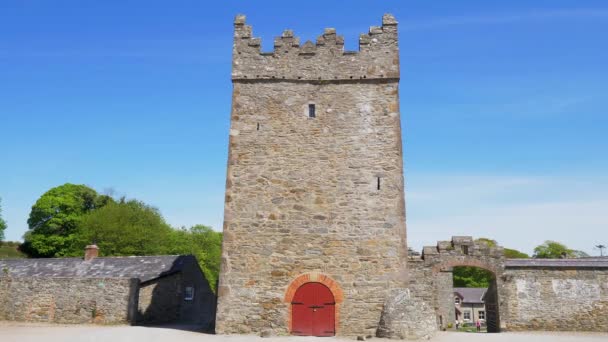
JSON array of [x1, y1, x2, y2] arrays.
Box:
[[453, 266, 494, 288], [168, 225, 222, 292], [571, 250, 590, 258], [22, 184, 113, 257], [453, 238, 528, 287], [0, 197, 6, 242], [475, 237, 529, 258], [533, 240, 576, 258], [0, 241, 27, 259], [504, 248, 529, 259], [475, 238, 497, 248], [73, 199, 173, 256]]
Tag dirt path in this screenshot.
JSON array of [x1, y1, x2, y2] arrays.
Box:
[[0, 323, 607, 342]]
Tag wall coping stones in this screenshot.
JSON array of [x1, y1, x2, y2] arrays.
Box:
[[505, 258, 608, 269]]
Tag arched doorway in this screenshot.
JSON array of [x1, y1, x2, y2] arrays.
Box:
[[291, 282, 335, 336], [451, 266, 500, 333]]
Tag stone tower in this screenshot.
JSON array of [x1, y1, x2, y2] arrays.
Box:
[[216, 14, 408, 337]]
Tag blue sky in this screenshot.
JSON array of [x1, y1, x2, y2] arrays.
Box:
[[1, 1, 607, 256]]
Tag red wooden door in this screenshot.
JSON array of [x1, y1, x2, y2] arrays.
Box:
[[291, 282, 335, 336]]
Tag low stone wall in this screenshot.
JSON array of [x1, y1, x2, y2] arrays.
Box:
[[502, 267, 608, 332], [0, 276, 138, 324]]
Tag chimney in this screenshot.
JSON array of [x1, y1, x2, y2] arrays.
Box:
[[84, 244, 99, 261]]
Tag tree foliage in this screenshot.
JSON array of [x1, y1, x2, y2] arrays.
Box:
[[22, 184, 113, 257], [504, 248, 529, 259], [533, 240, 576, 259], [168, 225, 222, 290], [71, 199, 223, 291], [453, 238, 528, 287], [475, 238, 497, 248], [73, 199, 174, 256], [475, 237, 529, 259], [0, 197, 7, 242], [453, 266, 494, 288]]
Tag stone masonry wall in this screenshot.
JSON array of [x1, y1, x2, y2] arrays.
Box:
[[137, 273, 181, 324], [0, 276, 138, 324], [408, 236, 506, 331], [232, 14, 399, 81], [502, 268, 608, 332], [216, 14, 407, 337]]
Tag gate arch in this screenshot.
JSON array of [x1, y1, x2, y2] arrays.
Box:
[[420, 236, 506, 333], [284, 272, 343, 335]]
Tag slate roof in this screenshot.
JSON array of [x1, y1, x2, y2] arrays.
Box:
[[454, 287, 486, 304], [505, 257, 608, 269], [0, 255, 195, 283]]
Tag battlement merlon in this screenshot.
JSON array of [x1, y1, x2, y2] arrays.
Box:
[[232, 14, 399, 81]]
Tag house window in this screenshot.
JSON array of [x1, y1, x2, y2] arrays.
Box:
[[455, 297, 461, 305], [463, 311, 471, 320], [184, 286, 195, 301], [462, 245, 469, 255], [478, 311, 485, 320], [308, 104, 316, 118]]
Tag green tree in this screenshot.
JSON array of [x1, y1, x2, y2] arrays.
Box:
[[22, 184, 113, 257], [168, 225, 222, 292], [74, 199, 173, 256], [533, 240, 576, 258], [475, 238, 497, 248], [0, 197, 7, 242], [504, 248, 529, 259], [475, 237, 529, 258], [453, 266, 494, 288], [453, 238, 528, 287]]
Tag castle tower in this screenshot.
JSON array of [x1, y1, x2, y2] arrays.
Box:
[[216, 14, 408, 337]]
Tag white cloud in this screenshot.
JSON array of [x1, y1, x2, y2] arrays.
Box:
[[406, 174, 608, 256]]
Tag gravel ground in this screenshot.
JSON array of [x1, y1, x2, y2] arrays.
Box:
[[0, 323, 607, 342]]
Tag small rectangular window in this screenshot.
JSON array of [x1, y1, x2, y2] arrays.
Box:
[[455, 297, 461, 305], [184, 286, 195, 301], [462, 245, 469, 255], [479, 311, 485, 320], [464, 311, 471, 320], [308, 104, 316, 118]]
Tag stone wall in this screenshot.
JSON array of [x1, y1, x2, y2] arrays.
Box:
[[137, 273, 181, 324], [502, 266, 608, 332], [177, 256, 217, 329], [216, 14, 407, 337], [409, 238, 608, 333], [408, 236, 506, 331], [137, 263, 217, 329], [231, 14, 399, 81], [0, 276, 138, 324]]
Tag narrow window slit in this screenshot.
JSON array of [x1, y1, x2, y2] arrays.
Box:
[[308, 104, 316, 118], [377, 177, 381, 190], [257, 123, 260, 131]]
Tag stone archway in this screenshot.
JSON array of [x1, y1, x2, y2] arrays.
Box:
[[284, 272, 344, 335], [414, 236, 506, 333]]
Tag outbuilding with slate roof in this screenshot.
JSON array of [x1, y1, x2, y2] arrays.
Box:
[[0, 245, 215, 329]]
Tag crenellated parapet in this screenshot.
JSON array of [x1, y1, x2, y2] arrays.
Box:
[[232, 14, 399, 81], [419, 236, 505, 275]]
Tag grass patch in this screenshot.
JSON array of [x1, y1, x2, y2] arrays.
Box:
[[0, 243, 26, 259]]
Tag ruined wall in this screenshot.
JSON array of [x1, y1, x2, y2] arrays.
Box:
[[502, 266, 608, 332], [216, 14, 407, 337], [0, 276, 138, 324]]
